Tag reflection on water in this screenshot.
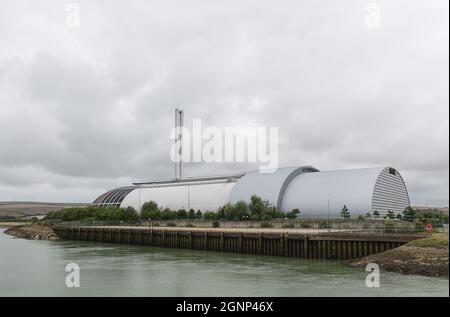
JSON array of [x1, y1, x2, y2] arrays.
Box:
[[0, 230, 448, 297]]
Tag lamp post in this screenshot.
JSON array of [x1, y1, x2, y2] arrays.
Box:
[[327, 199, 331, 231]]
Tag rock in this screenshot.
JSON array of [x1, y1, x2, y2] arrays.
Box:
[[346, 244, 448, 277], [3, 224, 59, 241]]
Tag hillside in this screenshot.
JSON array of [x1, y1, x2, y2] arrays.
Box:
[[0, 201, 89, 218]]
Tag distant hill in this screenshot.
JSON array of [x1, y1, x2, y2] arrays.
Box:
[[412, 206, 449, 214], [0, 202, 90, 217]]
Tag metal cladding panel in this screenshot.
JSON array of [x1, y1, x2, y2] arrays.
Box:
[[92, 186, 137, 208], [120, 182, 236, 212], [281, 167, 385, 216], [371, 167, 410, 214], [227, 166, 319, 209], [186, 183, 236, 211]]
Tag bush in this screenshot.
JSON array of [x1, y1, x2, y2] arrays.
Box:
[[141, 201, 160, 220], [212, 220, 220, 228], [286, 209, 300, 219], [43, 205, 140, 223], [261, 213, 272, 221], [160, 208, 177, 220], [260, 222, 273, 228], [166, 222, 177, 227], [0, 215, 22, 222], [300, 222, 311, 228], [185, 223, 195, 227], [386, 210, 395, 219], [384, 219, 395, 233], [176, 209, 188, 219], [403, 207, 416, 222], [204, 211, 217, 221]]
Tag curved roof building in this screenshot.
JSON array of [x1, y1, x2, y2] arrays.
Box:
[[93, 166, 410, 217]]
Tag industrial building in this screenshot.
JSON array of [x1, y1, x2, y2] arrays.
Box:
[[93, 109, 410, 217], [93, 166, 410, 217]]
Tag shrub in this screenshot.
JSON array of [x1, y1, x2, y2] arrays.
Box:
[[260, 222, 273, 228], [386, 210, 395, 219], [249, 195, 266, 219], [141, 201, 160, 220], [234, 200, 250, 220], [402, 207, 416, 222], [176, 209, 188, 219], [166, 222, 177, 227], [185, 223, 195, 228], [300, 222, 311, 229], [204, 211, 217, 220], [286, 208, 300, 219], [384, 219, 395, 233], [43, 205, 140, 223], [261, 213, 272, 221], [212, 220, 220, 228], [160, 208, 177, 220], [340, 205, 350, 219]]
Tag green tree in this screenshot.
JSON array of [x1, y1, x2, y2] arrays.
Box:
[[203, 211, 217, 220], [176, 209, 187, 219], [160, 208, 176, 220], [234, 200, 250, 220], [195, 210, 202, 219], [386, 210, 395, 219], [188, 209, 196, 220], [286, 208, 300, 219], [249, 195, 266, 220], [122, 207, 140, 222], [140, 201, 160, 220], [372, 210, 380, 218], [221, 203, 236, 220], [340, 205, 350, 219], [402, 207, 416, 222]]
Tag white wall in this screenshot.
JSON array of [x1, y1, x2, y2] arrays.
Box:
[[120, 182, 236, 213]]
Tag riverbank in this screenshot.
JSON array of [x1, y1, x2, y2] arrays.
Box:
[[0, 222, 59, 240], [346, 233, 449, 277]]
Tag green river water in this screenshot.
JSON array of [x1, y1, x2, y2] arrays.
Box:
[[0, 229, 448, 297]]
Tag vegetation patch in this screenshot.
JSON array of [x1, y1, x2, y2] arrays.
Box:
[[406, 233, 449, 249], [44, 206, 140, 224]]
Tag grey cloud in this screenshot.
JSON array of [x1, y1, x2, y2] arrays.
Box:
[[0, 0, 448, 206]]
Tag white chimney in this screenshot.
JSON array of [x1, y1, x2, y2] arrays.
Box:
[[174, 108, 184, 180]]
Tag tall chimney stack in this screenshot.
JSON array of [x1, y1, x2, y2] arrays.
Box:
[[174, 108, 183, 180]]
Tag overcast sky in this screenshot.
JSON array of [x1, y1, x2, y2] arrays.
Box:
[[0, 0, 448, 206]]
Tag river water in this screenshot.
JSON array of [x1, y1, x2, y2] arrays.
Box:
[[0, 229, 448, 297]]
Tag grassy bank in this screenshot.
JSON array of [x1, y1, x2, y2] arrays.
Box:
[[406, 233, 448, 249], [346, 233, 449, 277]]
